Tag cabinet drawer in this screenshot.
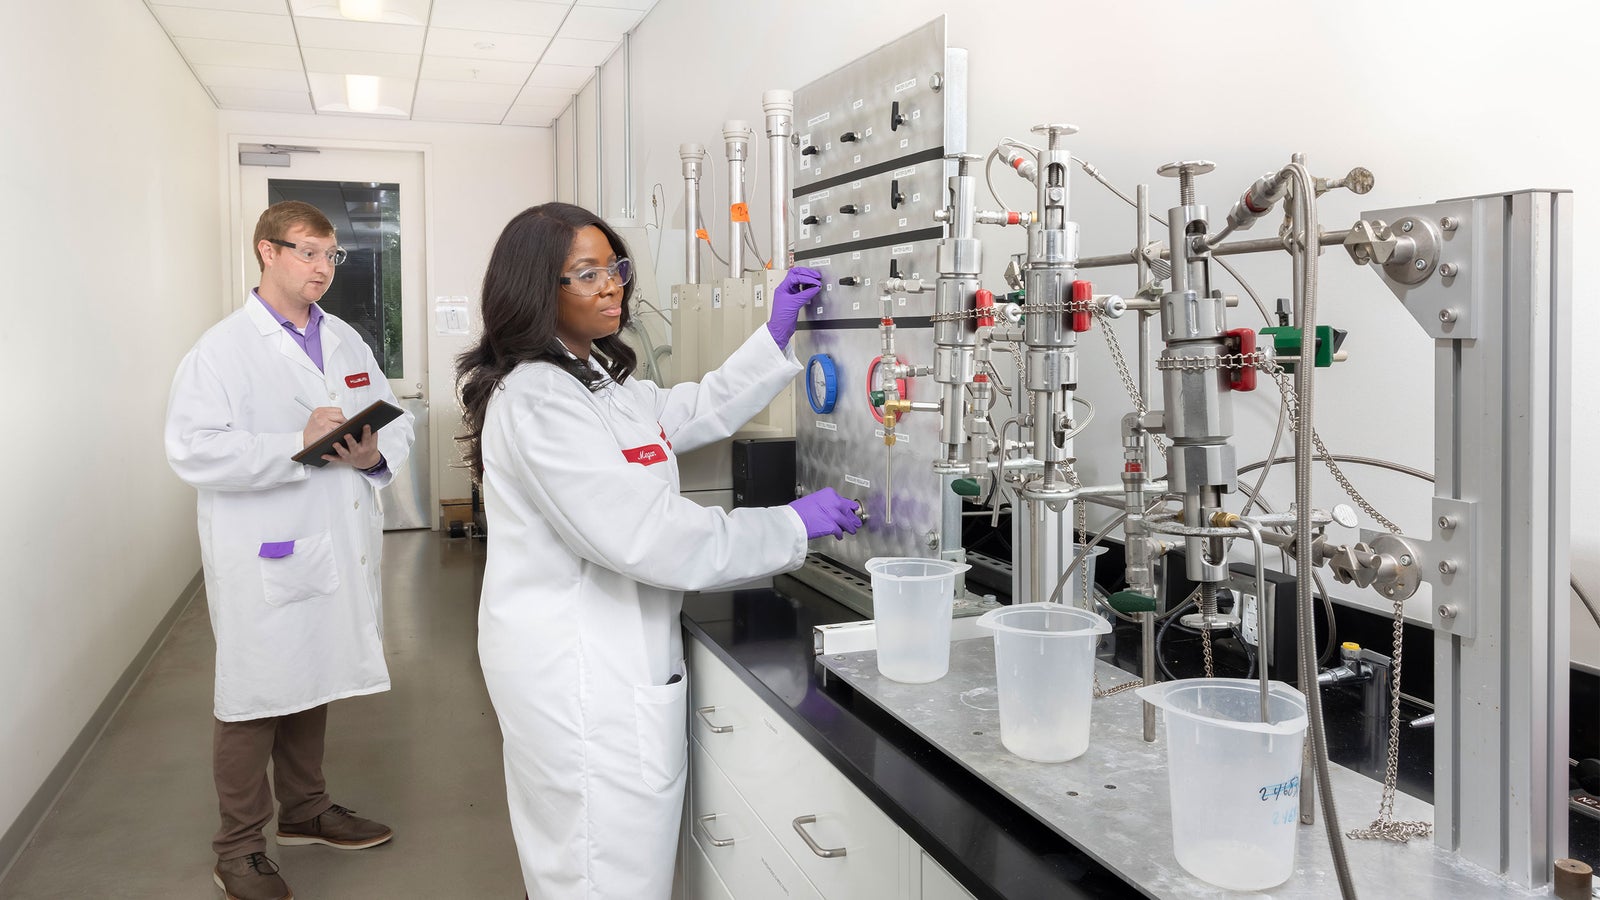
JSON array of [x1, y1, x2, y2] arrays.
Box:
[[690, 737, 823, 900], [689, 638, 905, 898], [920, 852, 977, 900], [683, 827, 735, 900]]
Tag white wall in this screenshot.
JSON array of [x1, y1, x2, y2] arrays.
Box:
[[0, 0, 222, 846], [601, 0, 1600, 666], [214, 111, 553, 511]]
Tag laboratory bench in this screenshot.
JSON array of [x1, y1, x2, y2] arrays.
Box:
[[681, 576, 1598, 899]]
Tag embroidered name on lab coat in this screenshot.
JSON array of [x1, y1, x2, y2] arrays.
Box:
[[345, 372, 371, 388], [622, 444, 668, 466]]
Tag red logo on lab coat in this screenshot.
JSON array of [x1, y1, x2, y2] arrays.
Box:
[[345, 373, 371, 388], [622, 444, 668, 466]]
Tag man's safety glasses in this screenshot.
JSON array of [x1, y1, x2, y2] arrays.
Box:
[[560, 257, 633, 296], [268, 238, 348, 266]]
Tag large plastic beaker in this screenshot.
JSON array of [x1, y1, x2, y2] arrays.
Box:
[[866, 557, 971, 683], [1055, 544, 1108, 606], [1135, 678, 1308, 891], [975, 602, 1111, 762]]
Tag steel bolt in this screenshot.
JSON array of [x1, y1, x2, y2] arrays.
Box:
[[1399, 555, 1413, 567], [1438, 559, 1458, 575], [1439, 308, 1458, 323], [1438, 514, 1457, 531], [1414, 259, 1428, 271], [1440, 262, 1459, 277], [1401, 220, 1413, 233], [1441, 216, 1459, 232], [1438, 604, 1458, 620]]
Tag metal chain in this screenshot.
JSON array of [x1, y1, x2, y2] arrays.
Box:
[[929, 298, 1098, 323], [1260, 365, 1427, 840], [1096, 312, 1168, 456], [1200, 585, 1216, 678], [1154, 351, 1273, 373]]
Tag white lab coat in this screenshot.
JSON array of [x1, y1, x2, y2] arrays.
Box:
[[478, 328, 808, 899], [166, 294, 415, 721]]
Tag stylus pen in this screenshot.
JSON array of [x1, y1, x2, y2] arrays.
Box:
[[294, 396, 318, 414]]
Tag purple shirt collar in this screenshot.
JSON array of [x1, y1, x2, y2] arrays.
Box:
[[255, 290, 325, 372]]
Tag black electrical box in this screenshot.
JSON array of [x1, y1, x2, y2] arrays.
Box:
[[732, 438, 796, 508], [1161, 553, 1325, 687]]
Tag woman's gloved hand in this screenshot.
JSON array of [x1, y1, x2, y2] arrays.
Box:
[[787, 487, 864, 540], [766, 265, 824, 350]]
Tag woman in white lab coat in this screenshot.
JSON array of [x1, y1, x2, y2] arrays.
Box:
[[456, 202, 861, 899]]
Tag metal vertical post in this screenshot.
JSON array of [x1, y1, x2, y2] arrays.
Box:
[[594, 66, 604, 215]]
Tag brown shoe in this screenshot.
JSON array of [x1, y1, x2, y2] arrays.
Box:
[[213, 852, 292, 900], [276, 803, 393, 850]]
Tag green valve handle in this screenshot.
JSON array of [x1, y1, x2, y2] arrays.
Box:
[[951, 478, 982, 497], [1106, 590, 1158, 614], [870, 390, 885, 407]]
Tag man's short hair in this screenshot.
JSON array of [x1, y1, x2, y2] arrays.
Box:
[[252, 201, 336, 271]]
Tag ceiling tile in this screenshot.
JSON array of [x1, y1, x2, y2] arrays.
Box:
[[504, 105, 564, 127], [289, 0, 432, 27], [302, 47, 421, 79], [526, 62, 593, 89], [150, 6, 297, 45], [573, 0, 655, 10], [539, 36, 617, 68], [429, 0, 570, 36], [307, 71, 416, 116], [209, 85, 314, 114], [414, 78, 521, 106], [173, 36, 304, 70], [512, 85, 573, 107], [295, 17, 425, 54], [420, 55, 534, 85], [150, 0, 288, 13], [409, 97, 513, 125], [555, 5, 640, 42], [425, 27, 551, 62], [195, 64, 309, 92]]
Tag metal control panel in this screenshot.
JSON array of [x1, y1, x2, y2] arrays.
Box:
[[792, 16, 966, 576]]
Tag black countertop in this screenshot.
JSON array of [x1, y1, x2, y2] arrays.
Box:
[[681, 577, 1144, 900]]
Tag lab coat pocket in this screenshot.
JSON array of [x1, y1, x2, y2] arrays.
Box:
[[259, 530, 342, 607], [633, 665, 689, 793]]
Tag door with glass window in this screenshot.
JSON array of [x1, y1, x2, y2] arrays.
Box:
[[238, 147, 430, 530]]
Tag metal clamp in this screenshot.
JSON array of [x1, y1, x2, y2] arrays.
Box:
[[697, 814, 736, 848], [791, 815, 847, 858], [695, 706, 734, 733]]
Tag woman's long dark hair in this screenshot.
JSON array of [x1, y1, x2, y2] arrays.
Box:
[[455, 202, 638, 482]]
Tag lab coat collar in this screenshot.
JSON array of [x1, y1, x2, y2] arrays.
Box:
[[245, 290, 336, 381]]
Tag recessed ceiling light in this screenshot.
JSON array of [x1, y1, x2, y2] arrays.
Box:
[[339, 0, 383, 22], [346, 74, 381, 113]]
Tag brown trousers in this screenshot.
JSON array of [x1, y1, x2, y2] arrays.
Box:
[[212, 704, 333, 859]]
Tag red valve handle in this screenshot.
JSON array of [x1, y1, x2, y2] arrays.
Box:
[[1070, 280, 1093, 332], [1227, 328, 1257, 392], [974, 289, 995, 328]]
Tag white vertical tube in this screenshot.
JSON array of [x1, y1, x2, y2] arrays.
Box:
[[762, 90, 794, 268], [723, 121, 753, 276], [679, 144, 706, 284]]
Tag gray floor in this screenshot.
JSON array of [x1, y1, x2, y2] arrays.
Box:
[[0, 530, 522, 899]]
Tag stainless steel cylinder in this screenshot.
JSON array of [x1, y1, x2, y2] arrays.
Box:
[[762, 91, 793, 267], [722, 121, 753, 275], [678, 143, 707, 284]]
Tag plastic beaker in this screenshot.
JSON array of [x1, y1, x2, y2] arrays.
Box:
[[866, 557, 971, 683], [1053, 544, 1108, 606], [1135, 678, 1308, 891], [975, 602, 1111, 762]]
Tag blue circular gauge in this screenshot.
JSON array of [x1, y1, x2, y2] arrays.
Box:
[[806, 354, 839, 414]]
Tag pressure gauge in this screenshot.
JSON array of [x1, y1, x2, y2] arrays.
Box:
[[806, 354, 839, 414]]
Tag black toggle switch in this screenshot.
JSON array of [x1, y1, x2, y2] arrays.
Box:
[[890, 179, 905, 209], [888, 259, 902, 279], [801, 214, 820, 225], [839, 204, 858, 215], [840, 131, 860, 143], [838, 276, 860, 287], [801, 144, 820, 156], [891, 101, 908, 131]]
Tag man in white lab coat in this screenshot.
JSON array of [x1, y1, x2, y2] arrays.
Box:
[[166, 201, 415, 900]]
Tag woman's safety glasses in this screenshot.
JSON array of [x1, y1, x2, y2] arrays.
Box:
[[560, 257, 633, 296]]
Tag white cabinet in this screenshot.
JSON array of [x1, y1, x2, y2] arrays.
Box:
[[920, 853, 977, 900], [687, 638, 973, 900]]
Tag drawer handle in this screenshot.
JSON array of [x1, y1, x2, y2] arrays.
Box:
[[697, 813, 736, 848], [791, 815, 847, 858], [695, 706, 734, 733]]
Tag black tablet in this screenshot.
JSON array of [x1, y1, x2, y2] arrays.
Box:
[[291, 399, 405, 468]]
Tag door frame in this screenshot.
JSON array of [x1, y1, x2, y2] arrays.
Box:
[[225, 134, 442, 526]]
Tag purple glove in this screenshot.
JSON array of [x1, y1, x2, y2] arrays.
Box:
[[766, 265, 823, 350], [788, 487, 864, 540]]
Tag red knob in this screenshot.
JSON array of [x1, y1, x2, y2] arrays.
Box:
[[1227, 328, 1257, 392], [1070, 280, 1093, 332], [974, 289, 995, 328]]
